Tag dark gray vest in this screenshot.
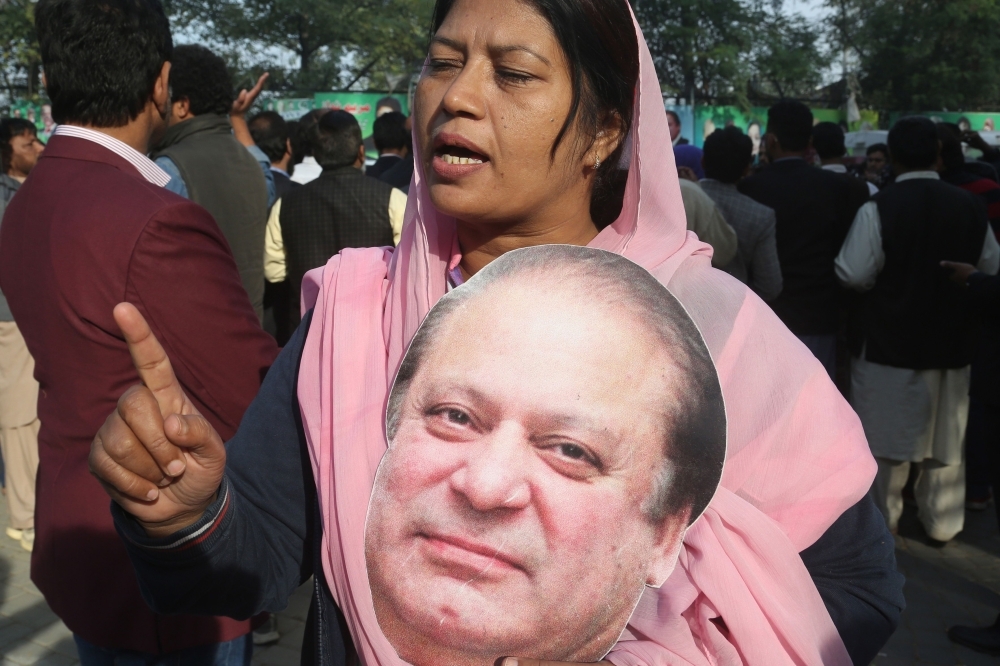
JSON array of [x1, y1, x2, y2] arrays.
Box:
[[154, 114, 268, 321], [280, 166, 394, 326]]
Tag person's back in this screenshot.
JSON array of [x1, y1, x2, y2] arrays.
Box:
[[0, 0, 278, 657], [276, 111, 397, 326], [739, 102, 867, 356], [699, 126, 782, 302], [151, 45, 269, 322]]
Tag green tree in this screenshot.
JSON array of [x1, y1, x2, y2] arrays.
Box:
[[634, 0, 828, 105], [0, 0, 42, 106], [167, 0, 435, 92], [826, 0, 1000, 111]]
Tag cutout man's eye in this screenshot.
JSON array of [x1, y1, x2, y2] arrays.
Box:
[[558, 443, 588, 460], [445, 409, 470, 425]]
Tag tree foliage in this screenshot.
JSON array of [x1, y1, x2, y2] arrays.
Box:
[[633, 0, 827, 105], [167, 0, 435, 93], [0, 0, 41, 106], [827, 0, 1000, 111]]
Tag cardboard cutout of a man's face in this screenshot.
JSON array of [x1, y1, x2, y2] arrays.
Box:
[[365, 247, 726, 666]]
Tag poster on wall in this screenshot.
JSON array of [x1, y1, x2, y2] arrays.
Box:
[[262, 98, 315, 121], [313, 92, 409, 139], [365, 244, 727, 666], [9, 101, 56, 142]]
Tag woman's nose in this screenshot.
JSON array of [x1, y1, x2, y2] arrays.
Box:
[[448, 423, 531, 513], [441, 61, 487, 120]]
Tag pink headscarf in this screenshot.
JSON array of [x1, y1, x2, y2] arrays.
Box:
[[298, 7, 875, 665]]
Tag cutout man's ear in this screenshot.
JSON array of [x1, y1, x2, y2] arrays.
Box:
[[644, 508, 691, 588]]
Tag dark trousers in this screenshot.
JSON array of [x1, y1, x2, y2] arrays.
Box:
[[967, 398, 1000, 530]]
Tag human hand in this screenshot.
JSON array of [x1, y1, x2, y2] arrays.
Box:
[[231, 72, 269, 118], [940, 260, 979, 284], [676, 166, 699, 182], [89, 303, 227, 538], [963, 130, 991, 153]]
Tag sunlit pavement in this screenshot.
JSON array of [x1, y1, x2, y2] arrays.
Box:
[[1, 491, 1000, 665]]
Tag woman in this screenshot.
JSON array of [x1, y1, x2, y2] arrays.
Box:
[[92, 0, 904, 664]]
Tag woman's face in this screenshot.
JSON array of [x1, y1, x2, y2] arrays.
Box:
[[414, 0, 614, 229]]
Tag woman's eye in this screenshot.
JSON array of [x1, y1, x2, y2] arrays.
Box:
[[496, 70, 532, 85], [428, 59, 461, 74]]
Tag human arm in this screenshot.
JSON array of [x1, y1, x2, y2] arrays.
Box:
[[835, 202, 883, 291], [799, 495, 905, 666], [749, 208, 783, 302], [228, 73, 276, 207], [388, 188, 406, 246], [127, 201, 279, 437], [679, 180, 738, 267], [108, 310, 316, 618], [264, 198, 287, 283]]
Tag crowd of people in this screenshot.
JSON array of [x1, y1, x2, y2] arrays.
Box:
[[0, 0, 998, 663]]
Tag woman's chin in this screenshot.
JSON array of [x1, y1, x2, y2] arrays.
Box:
[[426, 185, 497, 224]]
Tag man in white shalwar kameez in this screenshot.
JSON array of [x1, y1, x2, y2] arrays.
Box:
[[836, 117, 1000, 543]]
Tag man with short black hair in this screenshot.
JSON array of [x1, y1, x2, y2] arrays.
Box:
[[836, 116, 1000, 543], [699, 126, 782, 301], [367, 111, 409, 180], [265, 110, 406, 329], [0, 0, 278, 661], [866, 143, 890, 187], [739, 101, 868, 379], [814, 121, 878, 196], [290, 108, 329, 184], [150, 44, 273, 322], [249, 110, 300, 199], [0, 118, 43, 554]]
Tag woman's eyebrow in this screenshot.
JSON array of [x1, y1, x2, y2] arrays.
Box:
[[491, 44, 551, 67]]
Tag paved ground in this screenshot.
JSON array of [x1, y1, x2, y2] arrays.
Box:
[[1, 493, 1000, 665]]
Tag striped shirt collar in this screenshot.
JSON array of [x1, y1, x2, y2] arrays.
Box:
[[52, 125, 171, 187]]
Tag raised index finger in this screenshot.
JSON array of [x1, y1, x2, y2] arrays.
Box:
[[113, 303, 190, 416]]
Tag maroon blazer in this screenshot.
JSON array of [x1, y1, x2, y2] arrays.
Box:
[[0, 135, 280, 653]]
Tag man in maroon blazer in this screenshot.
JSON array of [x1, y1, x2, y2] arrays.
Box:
[[0, 0, 279, 662]]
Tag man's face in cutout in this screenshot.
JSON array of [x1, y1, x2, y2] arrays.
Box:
[[365, 280, 692, 666], [667, 113, 681, 142]]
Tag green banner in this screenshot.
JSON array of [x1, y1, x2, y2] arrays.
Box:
[[888, 111, 1000, 132], [690, 105, 880, 150], [313, 92, 409, 139], [262, 98, 315, 121], [9, 101, 56, 142]]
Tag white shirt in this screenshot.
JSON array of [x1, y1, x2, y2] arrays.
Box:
[[290, 156, 323, 185], [52, 125, 170, 187], [835, 171, 1000, 291], [822, 162, 879, 196]]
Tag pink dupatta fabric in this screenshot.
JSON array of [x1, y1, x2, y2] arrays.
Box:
[[298, 8, 875, 665]]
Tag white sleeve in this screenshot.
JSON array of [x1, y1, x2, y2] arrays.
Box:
[[977, 226, 1000, 275], [835, 201, 884, 291]]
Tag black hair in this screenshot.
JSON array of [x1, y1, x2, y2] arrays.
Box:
[[313, 110, 363, 169], [766, 100, 814, 152], [431, 0, 639, 225], [0, 119, 38, 173], [375, 97, 402, 114], [248, 111, 289, 164], [169, 45, 234, 117], [295, 108, 330, 158], [388, 245, 726, 527], [866, 143, 888, 158], [702, 126, 752, 184], [372, 111, 409, 153], [889, 116, 939, 170], [812, 121, 846, 160], [665, 109, 681, 126], [35, 0, 173, 127], [937, 122, 965, 172]]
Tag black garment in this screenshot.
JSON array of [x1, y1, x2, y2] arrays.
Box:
[[366, 154, 402, 181], [273, 169, 301, 200], [152, 114, 270, 322], [379, 155, 414, 194], [855, 179, 987, 369], [969, 271, 1000, 404], [113, 309, 904, 666], [738, 159, 869, 336], [279, 166, 394, 327], [0, 174, 20, 321]]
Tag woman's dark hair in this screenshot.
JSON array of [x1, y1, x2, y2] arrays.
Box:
[[431, 0, 639, 227], [889, 116, 939, 170], [35, 0, 173, 127], [0, 119, 37, 173], [169, 45, 235, 117], [313, 110, 363, 169]]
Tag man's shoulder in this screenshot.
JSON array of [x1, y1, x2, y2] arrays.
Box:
[[705, 182, 774, 221]]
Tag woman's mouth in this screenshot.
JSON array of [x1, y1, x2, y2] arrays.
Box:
[[432, 145, 490, 179]]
